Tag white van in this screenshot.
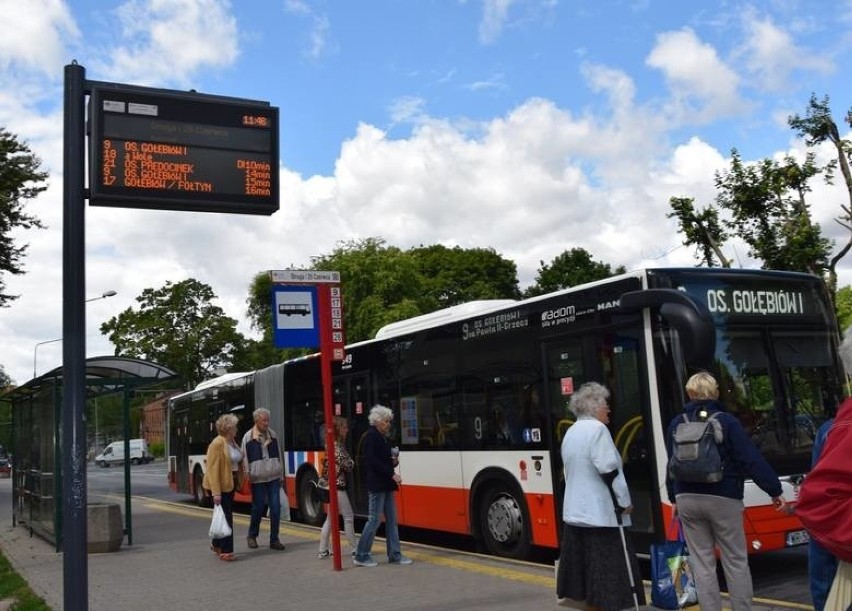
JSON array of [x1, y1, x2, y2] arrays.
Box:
[[94, 439, 153, 467]]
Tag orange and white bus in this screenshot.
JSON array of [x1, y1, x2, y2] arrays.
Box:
[[167, 267, 842, 559]]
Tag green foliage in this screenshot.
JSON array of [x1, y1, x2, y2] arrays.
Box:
[[409, 244, 521, 308], [0, 128, 47, 308], [523, 248, 625, 298], [148, 441, 165, 458], [667, 197, 730, 267], [835, 285, 852, 333], [246, 237, 522, 348], [0, 549, 50, 610], [669, 94, 850, 297], [715, 149, 830, 275], [0, 364, 11, 388], [100, 278, 245, 388]]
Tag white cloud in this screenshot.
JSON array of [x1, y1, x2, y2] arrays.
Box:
[[646, 28, 747, 123], [478, 0, 515, 44], [0, 0, 78, 76], [92, 0, 240, 86], [738, 13, 834, 91]]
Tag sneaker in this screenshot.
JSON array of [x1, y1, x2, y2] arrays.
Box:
[[317, 550, 332, 559], [269, 541, 286, 551], [389, 555, 413, 565], [246, 537, 258, 549], [353, 557, 378, 567]]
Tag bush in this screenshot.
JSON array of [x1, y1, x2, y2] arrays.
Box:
[[148, 441, 165, 458]]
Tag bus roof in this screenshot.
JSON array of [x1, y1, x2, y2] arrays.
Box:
[[375, 300, 517, 339]]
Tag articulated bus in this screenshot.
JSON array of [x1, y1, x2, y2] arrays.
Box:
[[167, 267, 843, 559]]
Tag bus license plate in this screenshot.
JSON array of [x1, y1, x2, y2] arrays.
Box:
[[786, 530, 810, 546]]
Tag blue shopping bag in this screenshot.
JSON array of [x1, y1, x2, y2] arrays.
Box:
[[650, 520, 697, 609]]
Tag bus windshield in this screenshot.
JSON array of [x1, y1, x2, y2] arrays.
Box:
[[653, 268, 844, 477], [715, 328, 838, 473]]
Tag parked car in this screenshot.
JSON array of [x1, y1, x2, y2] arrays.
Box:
[[0, 457, 11, 477]]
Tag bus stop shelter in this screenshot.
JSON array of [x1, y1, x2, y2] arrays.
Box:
[[0, 356, 178, 550]]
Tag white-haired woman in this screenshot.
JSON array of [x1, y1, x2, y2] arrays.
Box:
[[203, 413, 244, 562], [352, 405, 412, 567], [556, 382, 644, 610]]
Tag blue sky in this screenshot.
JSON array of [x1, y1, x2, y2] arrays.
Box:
[[1, 0, 851, 384]]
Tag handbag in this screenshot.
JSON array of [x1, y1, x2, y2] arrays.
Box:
[[650, 519, 697, 609], [209, 504, 232, 539]]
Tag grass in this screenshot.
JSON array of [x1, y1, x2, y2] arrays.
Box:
[[0, 549, 51, 610]]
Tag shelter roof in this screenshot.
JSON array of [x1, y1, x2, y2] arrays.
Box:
[[0, 356, 179, 403]]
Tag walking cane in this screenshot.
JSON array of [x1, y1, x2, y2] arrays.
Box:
[[601, 470, 641, 611]]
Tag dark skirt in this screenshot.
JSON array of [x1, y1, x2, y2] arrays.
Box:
[[556, 523, 646, 611]]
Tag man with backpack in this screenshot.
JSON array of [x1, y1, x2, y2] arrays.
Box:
[[665, 372, 788, 611]]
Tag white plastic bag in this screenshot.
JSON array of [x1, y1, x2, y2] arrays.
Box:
[[280, 485, 291, 522], [209, 504, 232, 539]]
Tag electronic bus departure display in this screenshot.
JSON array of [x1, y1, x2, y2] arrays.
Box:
[[89, 85, 279, 215]]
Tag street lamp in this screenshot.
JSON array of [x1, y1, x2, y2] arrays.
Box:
[[31, 290, 118, 378]]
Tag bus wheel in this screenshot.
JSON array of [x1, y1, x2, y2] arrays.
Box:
[[297, 472, 325, 526], [477, 484, 531, 559], [193, 469, 211, 508]]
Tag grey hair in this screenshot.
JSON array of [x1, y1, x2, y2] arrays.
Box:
[[253, 407, 271, 422], [368, 404, 393, 426], [568, 382, 609, 418]]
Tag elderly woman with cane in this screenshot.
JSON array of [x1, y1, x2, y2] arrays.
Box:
[[556, 382, 644, 610]]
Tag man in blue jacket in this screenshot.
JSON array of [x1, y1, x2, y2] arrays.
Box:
[[665, 372, 787, 611]]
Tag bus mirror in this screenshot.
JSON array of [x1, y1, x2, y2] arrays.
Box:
[[620, 289, 716, 369]]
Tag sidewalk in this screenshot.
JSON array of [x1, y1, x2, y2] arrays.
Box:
[[0, 487, 811, 610]]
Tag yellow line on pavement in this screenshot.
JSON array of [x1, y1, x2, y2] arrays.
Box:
[[138, 496, 812, 607], [139, 496, 552, 586]]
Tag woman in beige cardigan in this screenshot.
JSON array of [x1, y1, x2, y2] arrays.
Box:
[[203, 413, 244, 561]]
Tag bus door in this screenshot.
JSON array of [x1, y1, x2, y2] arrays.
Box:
[[544, 327, 653, 535], [331, 374, 371, 514], [171, 407, 190, 492]]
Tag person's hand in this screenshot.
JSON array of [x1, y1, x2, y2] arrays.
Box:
[[772, 496, 792, 514], [623, 505, 634, 516], [392, 473, 402, 484], [213, 495, 221, 506]]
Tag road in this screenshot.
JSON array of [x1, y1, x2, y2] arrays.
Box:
[[88, 460, 813, 607]]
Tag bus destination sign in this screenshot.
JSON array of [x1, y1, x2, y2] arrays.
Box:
[[89, 85, 279, 215]]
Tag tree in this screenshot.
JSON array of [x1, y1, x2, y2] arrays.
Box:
[[0, 364, 11, 389], [523, 248, 625, 298], [246, 238, 523, 351], [667, 197, 731, 267], [100, 278, 245, 388], [788, 94, 852, 294], [715, 150, 829, 276], [669, 95, 851, 297], [410, 244, 521, 309], [835, 285, 852, 333], [0, 128, 48, 307]]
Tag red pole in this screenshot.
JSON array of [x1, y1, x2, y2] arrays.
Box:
[[318, 285, 342, 570]]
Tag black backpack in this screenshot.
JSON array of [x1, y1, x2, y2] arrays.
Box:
[[668, 410, 725, 483]]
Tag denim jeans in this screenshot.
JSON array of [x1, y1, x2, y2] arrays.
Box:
[[354, 490, 402, 562], [809, 539, 838, 611], [248, 479, 281, 543]]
